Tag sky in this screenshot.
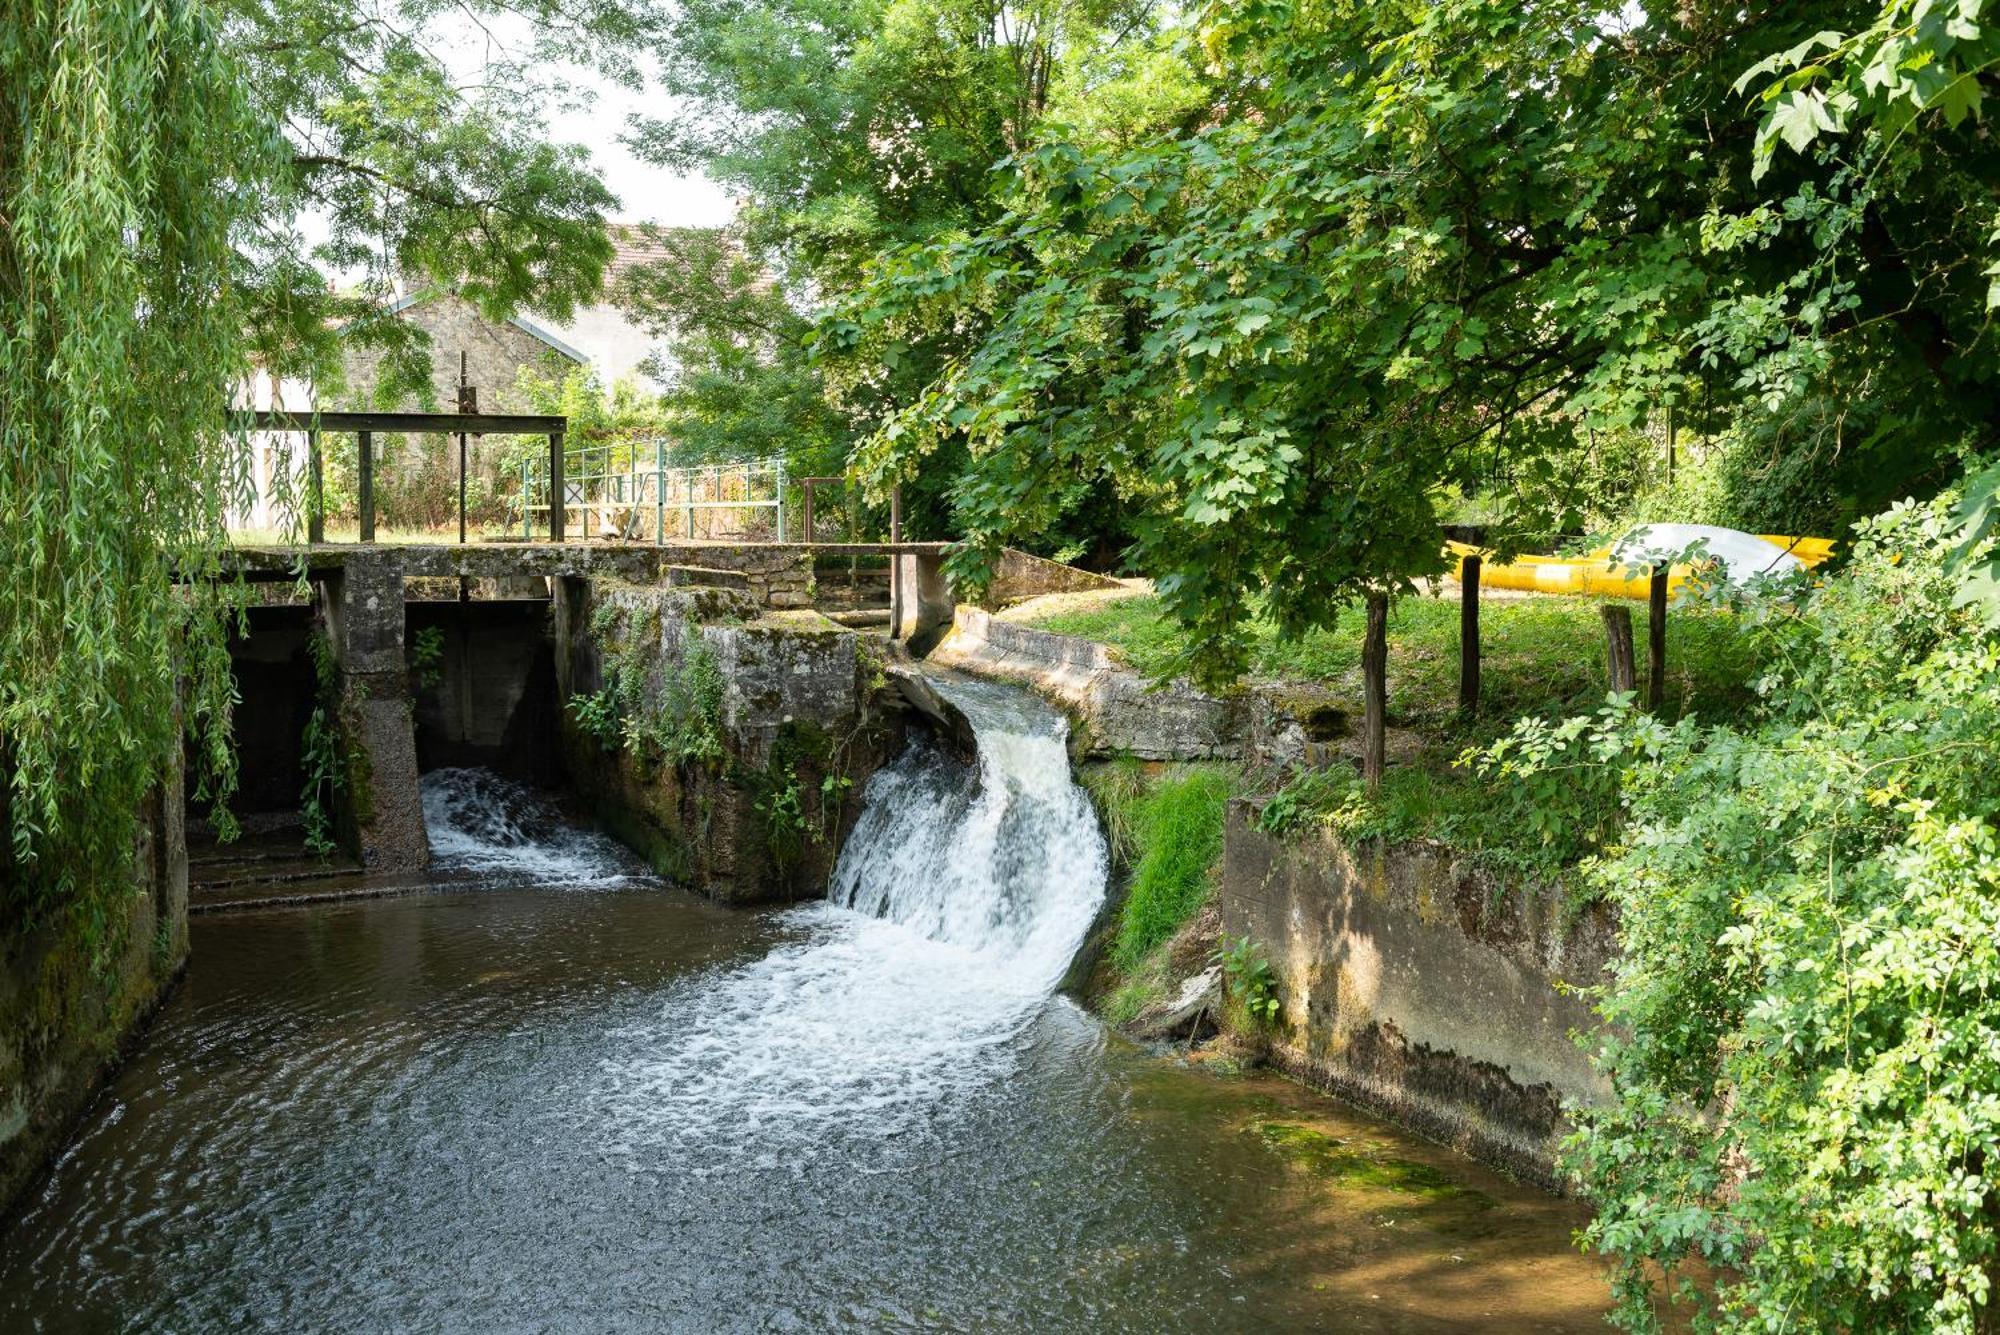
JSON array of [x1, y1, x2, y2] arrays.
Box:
[[436, 16, 735, 229]]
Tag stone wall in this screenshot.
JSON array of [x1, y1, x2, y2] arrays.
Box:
[[654, 544, 815, 610], [1219, 801, 1614, 1188], [1, 774, 187, 1217], [553, 579, 908, 903], [340, 291, 570, 411]]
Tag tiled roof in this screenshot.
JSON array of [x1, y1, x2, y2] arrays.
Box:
[[605, 223, 711, 283]]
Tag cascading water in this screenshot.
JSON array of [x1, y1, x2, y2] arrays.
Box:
[[422, 766, 643, 885], [830, 672, 1107, 983], [596, 671, 1109, 1162], [0, 673, 1605, 1331]]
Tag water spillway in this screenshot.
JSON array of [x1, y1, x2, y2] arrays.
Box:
[[0, 675, 1606, 1331], [594, 673, 1107, 1160]]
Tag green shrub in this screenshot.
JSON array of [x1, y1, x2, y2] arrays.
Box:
[[1212, 935, 1280, 1028], [1570, 487, 2000, 1331]]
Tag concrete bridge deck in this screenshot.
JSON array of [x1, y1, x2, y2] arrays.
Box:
[[219, 540, 953, 583]]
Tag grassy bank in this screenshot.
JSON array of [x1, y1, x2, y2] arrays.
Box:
[[1028, 590, 1765, 728], [1035, 590, 1768, 883], [1079, 760, 1239, 1025]]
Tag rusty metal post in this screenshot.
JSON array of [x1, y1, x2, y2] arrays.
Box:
[[456, 361, 474, 546], [802, 479, 815, 543], [358, 430, 374, 542], [549, 431, 565, 541], [307, 427, 324, 544]]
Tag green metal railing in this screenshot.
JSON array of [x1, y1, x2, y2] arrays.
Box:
[[519, 443, 787, 542]]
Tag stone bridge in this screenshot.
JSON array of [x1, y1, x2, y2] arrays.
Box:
[[216, 540, 958, 877]]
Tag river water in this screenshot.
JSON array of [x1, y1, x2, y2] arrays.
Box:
[[0, 677, 1609, 1332]]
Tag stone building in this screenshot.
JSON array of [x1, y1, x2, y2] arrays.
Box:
[[234, 226, 693, 535], [340, 289, 589, 414]]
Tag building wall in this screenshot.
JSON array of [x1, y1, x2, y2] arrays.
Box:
[[340, 292, 574, 412], [536, 302, 665, 392]]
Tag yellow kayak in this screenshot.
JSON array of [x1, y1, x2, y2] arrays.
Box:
[[1447, 531, 1835, 601]]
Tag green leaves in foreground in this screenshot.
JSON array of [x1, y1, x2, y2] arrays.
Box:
[[1570, 490, 2000, 1332], [829, 0, 2000, 687], [1, 0, 259, 938]]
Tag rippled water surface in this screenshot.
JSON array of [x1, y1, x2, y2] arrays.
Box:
[[1, 686, 1611, 1332]]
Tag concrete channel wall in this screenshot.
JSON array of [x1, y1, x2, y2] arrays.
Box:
[[927, 606, 1348, 766], [551, 579, 911, 904], [1219, 802, 1614, 1188], [1, 771, 188, 1217]]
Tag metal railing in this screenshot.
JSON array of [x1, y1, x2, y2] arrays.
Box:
[[519, 443, 787, 542]]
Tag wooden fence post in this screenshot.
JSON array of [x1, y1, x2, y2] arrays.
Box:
[[1647, 567, 1668, 710], [1363, 592, 1388, 791], [1602, 603, 1637, 696], [1459, 555, 1481, 717]]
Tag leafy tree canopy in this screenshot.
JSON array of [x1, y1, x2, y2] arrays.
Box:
[[3, 0, 650, 933], [827, 0, 2000, 685], [620, 0, 1184, 535], [2, 0, 262, 934], [230, 0, 643, 403]]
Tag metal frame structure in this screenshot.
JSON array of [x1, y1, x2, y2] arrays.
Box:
[[518, 444, 787, 542], [245, 410, 569, 543]]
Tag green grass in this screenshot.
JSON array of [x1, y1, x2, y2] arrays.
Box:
[[1045, 592, 1771, 881], [1084, 760, 1238, 972], [1030, 592, 1766, 730]]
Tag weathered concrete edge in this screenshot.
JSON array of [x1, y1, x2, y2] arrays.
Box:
[[927, 605, 1242, 760], [1, 775, 189, 1221], [1217, 799, 1616, 1192]]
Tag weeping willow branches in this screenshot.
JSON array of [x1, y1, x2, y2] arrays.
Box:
[[0, 0, 269, 936]]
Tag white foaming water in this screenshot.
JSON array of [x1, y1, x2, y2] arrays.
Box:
[[597, 673, 1109, 1165], [422, 767, 640, 885]]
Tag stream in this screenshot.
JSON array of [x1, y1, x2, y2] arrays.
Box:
[[0, 676, 1608, 1331]]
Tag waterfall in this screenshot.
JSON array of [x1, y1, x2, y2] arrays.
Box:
[[422, 767, 642, 886], [596, 671, 1109, 1164], [829, 672, 1108, 985]]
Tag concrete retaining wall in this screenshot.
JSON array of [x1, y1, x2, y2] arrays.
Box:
[[928, 606, 1243, 759], [927, 606, 1348, 766], [1, 773, 187, 1217], [981, 550, 1126, 608], [1219, 801, 1613, 1187]]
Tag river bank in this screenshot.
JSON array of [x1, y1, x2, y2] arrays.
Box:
[[942, 582, 1765, 1190]]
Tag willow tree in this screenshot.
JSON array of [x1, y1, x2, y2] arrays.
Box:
[[0, 0, 265, 939]]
